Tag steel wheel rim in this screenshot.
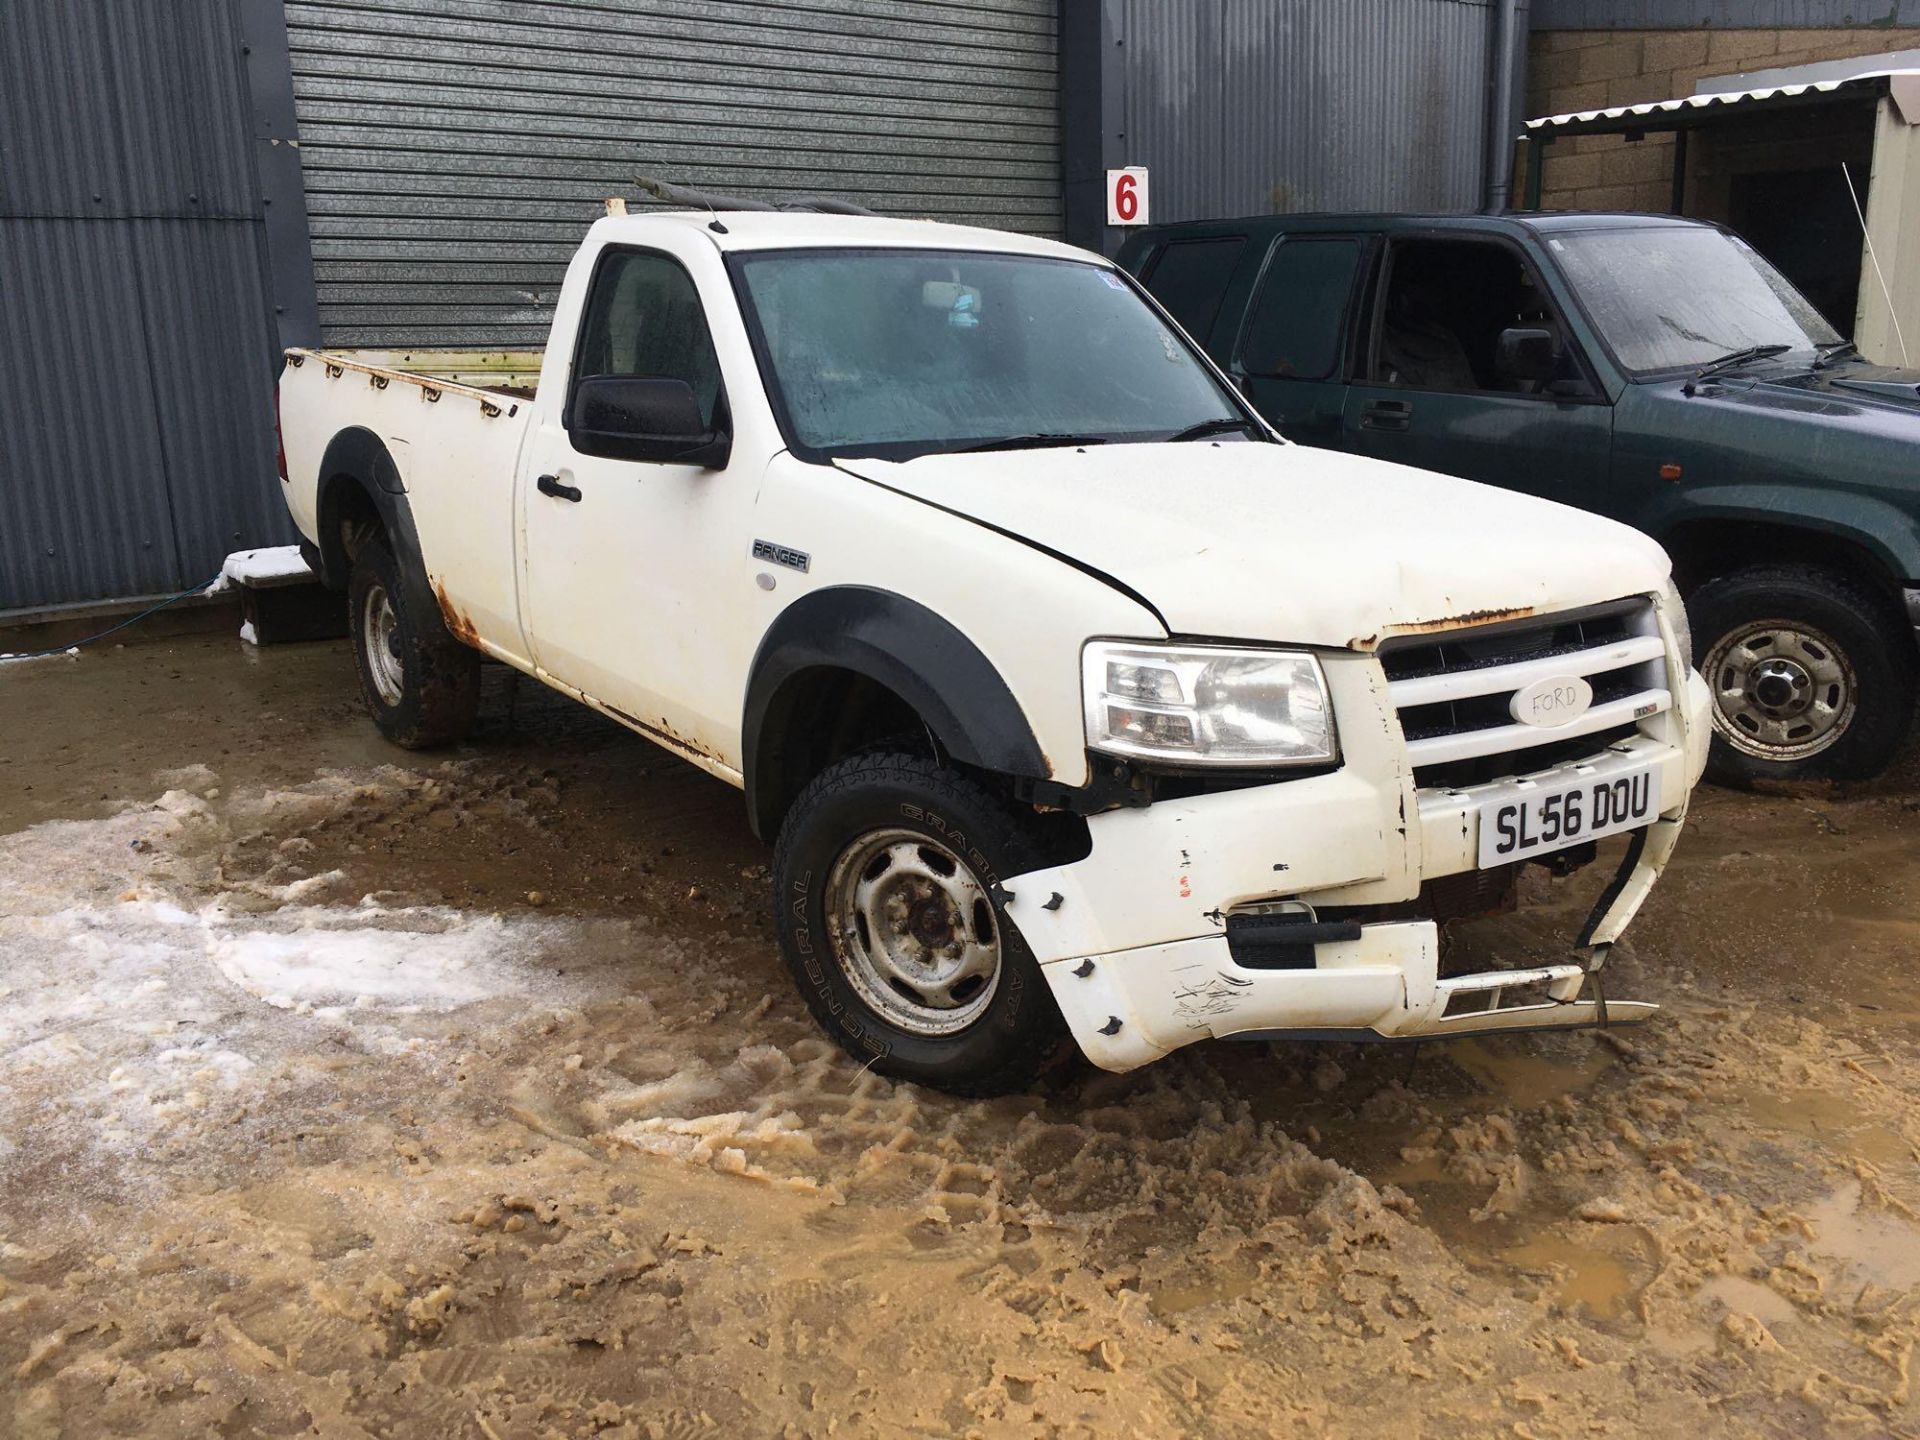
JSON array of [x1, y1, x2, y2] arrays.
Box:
[[824, 827, 1002, 1037], [1704, 617, 1856, 761], [362, 581, 405, 707]]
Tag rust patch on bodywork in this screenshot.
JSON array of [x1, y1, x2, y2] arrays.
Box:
[[604, 703, 720, 764], [1351, 604, 1537, 651], [433, 580, 481, 649]]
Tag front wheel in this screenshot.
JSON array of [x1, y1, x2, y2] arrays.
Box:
[[772, 753, 1072, 1096], [1690, 565, 1915, 785]]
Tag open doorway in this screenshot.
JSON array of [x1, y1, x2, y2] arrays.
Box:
[[1689, 103, 1878, 338], [1724, 166, 1866, 336]]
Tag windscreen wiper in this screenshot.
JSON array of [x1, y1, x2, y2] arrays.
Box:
[[1813, 340, 1859, 370], [955, 432, 1111, 453], [1682, 343, 1791, 394], [1166, 416, 1267, 443]]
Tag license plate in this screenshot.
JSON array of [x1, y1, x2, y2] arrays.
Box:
[[1477, 762, 1657, 868]]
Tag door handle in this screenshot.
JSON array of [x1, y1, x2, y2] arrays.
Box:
[[1359, 399, 1412, 432], [536, 473, 582, 502]]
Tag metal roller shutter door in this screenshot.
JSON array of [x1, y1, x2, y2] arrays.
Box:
[[284, 0, 1063, 347]]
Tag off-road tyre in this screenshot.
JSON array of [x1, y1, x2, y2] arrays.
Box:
[[347, 537, 481, 749], [772, 752, 1074, 1096], [1690, 564, 1915, 786]]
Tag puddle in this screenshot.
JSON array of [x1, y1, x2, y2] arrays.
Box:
[[1804, 1180, 1920, 1290], [1444, 1037, 1613, 1108], [1500, 1231, 1641, 1319], [1697, 1274, 1801, 1328], [1742, 1088, 1915, 1169], [1146, 1251, 1265, 1318], [1642, 1276, 1798, 1358]]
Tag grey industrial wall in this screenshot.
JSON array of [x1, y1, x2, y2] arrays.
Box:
[[1103, 0, 1507, 226], [0, 0, 302, 614], [3, 0, 1513, 613], [282, 0, 1064, 347]]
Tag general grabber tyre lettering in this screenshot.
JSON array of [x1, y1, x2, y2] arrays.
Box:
[[347, 537, 481, 749], [772, 752, 1074, 1096], [1690, 564, 1916, 785]]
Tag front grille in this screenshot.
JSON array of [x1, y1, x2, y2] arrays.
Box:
[[1379, 599, 1672, 790], [1408, 721, 1644, 790]]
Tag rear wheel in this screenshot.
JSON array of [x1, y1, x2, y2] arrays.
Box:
[[772, 752, 1072, 1095], [348, 538, 481, 749], [1690, 565, 1915, 784]]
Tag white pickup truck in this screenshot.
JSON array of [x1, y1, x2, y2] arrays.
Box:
[[275, 207, 1712, 1094]]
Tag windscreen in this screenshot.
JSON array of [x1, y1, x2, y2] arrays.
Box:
[[1548, 226, 1839, 374], [732, 249, 1248, 460]]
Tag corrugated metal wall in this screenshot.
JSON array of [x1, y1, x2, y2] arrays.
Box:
[[0, 0, 292, 612], [1113, 0, 1500, 221], [283, 0, 1064, 347]]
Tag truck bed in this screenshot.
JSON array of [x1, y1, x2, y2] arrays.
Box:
[[279, 345, 545, 661], [287, 347, 544, 402]]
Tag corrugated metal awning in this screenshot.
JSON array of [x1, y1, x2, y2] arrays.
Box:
[[1526, 70, 1920, 138]]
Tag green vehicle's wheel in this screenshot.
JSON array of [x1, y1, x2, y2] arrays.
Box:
[[1690, 565, 1915, 785]]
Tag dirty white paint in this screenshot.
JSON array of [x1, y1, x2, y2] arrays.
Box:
[[274, 210, 1710, 1072]]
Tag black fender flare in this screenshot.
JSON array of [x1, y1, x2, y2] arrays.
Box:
[[313, 427, 439, 626], [742, 586, 1052, 840]]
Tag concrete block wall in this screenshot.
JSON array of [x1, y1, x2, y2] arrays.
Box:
[[1523, 26, 1920, 211]]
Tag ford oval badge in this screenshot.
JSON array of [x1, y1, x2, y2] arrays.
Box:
[[1510, 675, 1593, 728]]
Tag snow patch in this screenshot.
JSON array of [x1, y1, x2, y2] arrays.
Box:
[[208, 907, 560, 1013], [0, 780, 618, 1166], [219, 544, 313, 589]]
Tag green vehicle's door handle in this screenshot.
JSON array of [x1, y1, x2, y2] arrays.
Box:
[[1360, 399, 1412, 432]]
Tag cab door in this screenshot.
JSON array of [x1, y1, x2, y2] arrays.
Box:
[[518, 244, 745, 769], [1339, 232, 1613, 506]]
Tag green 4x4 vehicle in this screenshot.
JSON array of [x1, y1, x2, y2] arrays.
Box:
[[1119, 212, 1920, 785]]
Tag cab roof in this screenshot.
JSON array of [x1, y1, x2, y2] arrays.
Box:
[[589, 209, 1102, 262]]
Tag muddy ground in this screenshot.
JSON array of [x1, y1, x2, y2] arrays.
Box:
[[2, 632, 1918, 1439]]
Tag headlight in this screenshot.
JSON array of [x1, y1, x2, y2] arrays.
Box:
[[1082, 641, 1337, 767], [1658, 578, 1694, 664]]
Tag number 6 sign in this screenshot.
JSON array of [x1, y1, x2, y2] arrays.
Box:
[[1106, 167, 1149, 226]]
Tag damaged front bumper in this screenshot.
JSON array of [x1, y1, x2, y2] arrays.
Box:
[[1008, 655, 1712, 1072]]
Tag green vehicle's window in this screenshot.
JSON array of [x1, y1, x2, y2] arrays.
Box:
[[1240, 238, 1362, 380], [1549, 226, 1840, 375], [1140, 237, 1246, 342]]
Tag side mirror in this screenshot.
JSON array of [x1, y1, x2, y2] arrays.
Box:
[[568, 376, 730, 467], [1495, 327, 1561, 385]]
